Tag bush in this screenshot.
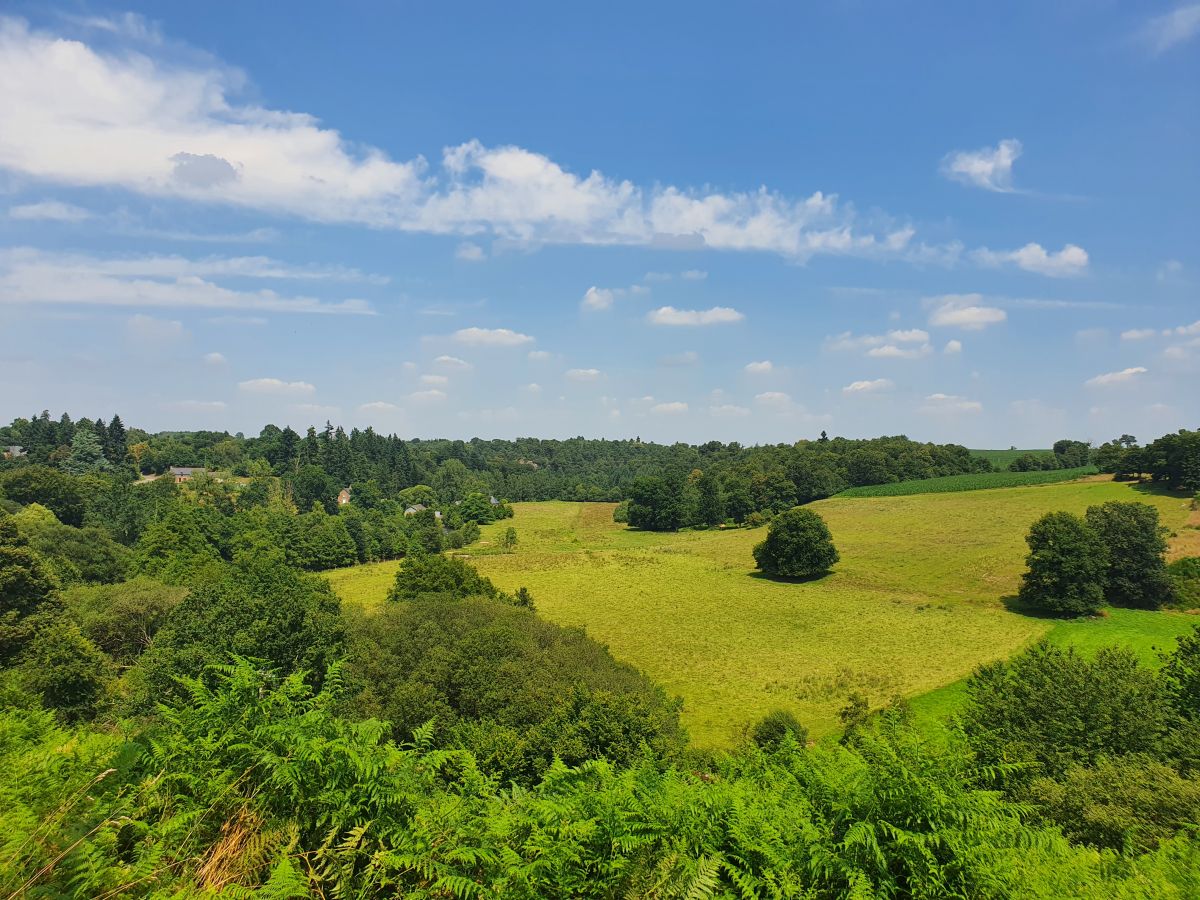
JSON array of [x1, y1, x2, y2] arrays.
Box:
[[63, 577, 187, 664], [1017, 512, 1108, 616], [1086, 501, 1175, 609], [612, 499, 629, 523], [1168, 557, 1200, 608], [750, 709, 808, 751], [752, 507, 838, 578], [387, 553, 497, 602]]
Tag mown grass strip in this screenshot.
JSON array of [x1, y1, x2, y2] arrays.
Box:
[[835, 466, 1098, 498]]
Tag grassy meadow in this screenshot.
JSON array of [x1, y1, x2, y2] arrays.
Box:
[[326, 477, 1198, 747]]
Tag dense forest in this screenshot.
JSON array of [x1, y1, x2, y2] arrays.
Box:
[[2, 412, 1200, 896]]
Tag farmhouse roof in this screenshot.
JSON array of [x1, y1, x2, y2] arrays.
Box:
[[169, 466, 206, 475]]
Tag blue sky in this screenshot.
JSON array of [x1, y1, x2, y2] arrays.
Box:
[[0, 2, 1196, 446]]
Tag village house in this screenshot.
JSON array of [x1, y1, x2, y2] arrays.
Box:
[[169, 466, 206, 484], [2, 445, 27, 460], [337, 487, 352, 506]]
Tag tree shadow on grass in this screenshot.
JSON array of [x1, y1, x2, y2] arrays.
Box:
[[747, 570, 834, 585], [1124, 479, 1193, 501], [1000, 593, 1102, 622]]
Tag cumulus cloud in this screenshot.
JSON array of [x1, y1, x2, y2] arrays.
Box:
[[0, 248, 374, 314], [1121, 328, 1157, 341], [648, 305, 744, 326], [451, 326, 534, 346], [926, 294, 1007, 330], [919, 393, 983, 414], [744, 360, 774, 374], [843, 378, 894, 394], [408, 389, 447, 403], [944, 339, 963, 354], [680, 269, 707, 280], [238, 377, 316, 396], [419, 374, 448, 386], [527, 349, 552, 361], [565, 367, 602, 382], [524, 382, 542, 393], [868, 343, 932, 359], [581, 286, 615, 311], [434, 354, 472, 369], [203, 351, 226, 365], [650, 401, 688, 415], [940, 138, 1022, 192], [455, 241, 486, 261], [1085, 366, 1147, 387], [973, 242, 1089, 277], [8, 199, 92, 221], [1139, 4, 1200, 54], [358, 400, 398, 412], [0, 17, 946, 265], [827, 328, 930, 353]]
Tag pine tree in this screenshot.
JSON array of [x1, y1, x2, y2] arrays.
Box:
[[63, 427, 111, 475], [105, 414, 128, 464]]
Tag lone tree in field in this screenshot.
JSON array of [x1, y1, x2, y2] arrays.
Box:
[[1085, 501, 1175, 609], [752, 507, 839, 578], [1017, 511, 1108, 616]]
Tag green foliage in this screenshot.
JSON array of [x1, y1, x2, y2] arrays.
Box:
[[387, 552, 498, 602], [63, 576, 187, 664], [62, 427, 110, 475], [753, 506, 839, 578], [1162, 626, 1200, 722], [134, 558, 345, 706], [500, 526, 518, 550], [611, 498, 629, 523], [12, 503, 129, 584], [1086, 501, 1175, 609], [1009, 452, 1060, 472], [627, 472, 687, 531], [14, 620, 111, 722], [0, 465, 87, 525], [289, 505, 358, 570], [960, 643, 1169, 781], [0, 516, 61, 665], [1017, 511, 1109, 616], [750, 708, 808, 750], [1031, 754, 1200, 853], [837, 466, 1097, 497]]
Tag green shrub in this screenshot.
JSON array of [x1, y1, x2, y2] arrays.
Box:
[[753, 507, 838, 578], [750, 709, 808, 750], [1017, 511, 1108, 616]]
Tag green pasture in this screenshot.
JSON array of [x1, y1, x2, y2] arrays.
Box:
[[835, 466, 1097, 497], [325, 479, 1196, 747], [970, 448, 1052, 467]]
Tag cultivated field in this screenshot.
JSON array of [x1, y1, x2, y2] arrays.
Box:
[[835, 466, 1097, 497], [969, 448, 1051, 467], [326, 478, 1198, 747]]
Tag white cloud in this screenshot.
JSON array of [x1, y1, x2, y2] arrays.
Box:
[[744, 360, 774, 374], [842, 378, 894, 394], [581, 286, 615, 311], [709, 403, 750, 417], [1085, 366, 1147, 387], [754, 391, 791, 407], [359, 400, 398, 412], [524, 382, 542, 393], [126, 313, 185, 343], [973, 243, 1089, 277], [659, 350, 699, 366], [8, 199, 92, 221], [926, 294, 1008, 330], [1168, 320, 1200, 337], [867, 343, 932, 359], [648, 305, 744, 326], [0, 17, 950, 265], [408, 389, 447, 403], [650, 401, 688, 415], [643, 271, 672, 282], [1121, 328, 1157, 341], [680, 269, 708, 280], [434, 354, 472, 369], [888, 328, 931, 343], [0, 248, 374, 314], [419, 374, 449, 386], [944, 339, 963, 354], [451, 326, 534, 346], [940, 139, 1022, 192], [203, 351, 226, 365], [1139, 4, 1200, 54], [565, 368, 602, 382], [455, 241, 486, 261], [919, 393, 983, 414], [238, 377, 316, 396]]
